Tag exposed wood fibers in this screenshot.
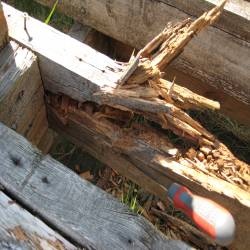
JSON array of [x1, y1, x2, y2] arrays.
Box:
[[46, 92, 250, 192], [46, 1, 250, 195]]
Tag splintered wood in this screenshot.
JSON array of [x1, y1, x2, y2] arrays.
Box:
[[114, 0, 250, 191], [47, 92, 250, 193], [115, 2, 230, 149], [46, 0, 250, 192]]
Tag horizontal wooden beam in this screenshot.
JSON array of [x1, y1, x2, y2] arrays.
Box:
[[0, 191, 76, 249], [47, 95, 250, 250], [0, 121, 188, 250], [34, 0, 250, 109], [4, 2, 250, 126]]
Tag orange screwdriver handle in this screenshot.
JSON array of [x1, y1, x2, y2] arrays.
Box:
[[168, 183, 235, 246]]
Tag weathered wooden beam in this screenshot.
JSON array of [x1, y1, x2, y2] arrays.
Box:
[[0, 192, 76, 249], [34, 0, 250, 109], [36, 0, 250, 42], [4, 2, 250, 126], [68, 22, 134, 61], [0, 0, 8, 49], [0, 121, 189, 250], [0, 41, 53, 154], [47, 95, 250, 250]]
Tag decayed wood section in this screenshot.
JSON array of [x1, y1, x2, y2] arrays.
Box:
[[0, 122, 189, 250], [0, 192, 76, 249], [0, 41, 53, 154], [3, 3, 250, 248], [0, 0, 8, 50], [34, 0, 250, 115], [47, 93, 250, 250]]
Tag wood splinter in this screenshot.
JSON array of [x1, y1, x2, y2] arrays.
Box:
[[115, 1, 226, 147]]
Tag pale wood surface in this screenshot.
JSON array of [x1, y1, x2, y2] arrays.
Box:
[[4, 3, 250, 125], [0, 0, 8, 49], [0, 41, 53, 153], [33, 0, 250, 107], [47, 104, 250, 250], [0, 192, 76, 250], [0, 122, 189, 250]]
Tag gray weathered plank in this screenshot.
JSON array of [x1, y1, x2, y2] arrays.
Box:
[[0, 192, 77, 250], [36, 0, 250, 42], [3, 3, 250, 126], [32, 0, 250, 107], [0, 122, 189, 250]]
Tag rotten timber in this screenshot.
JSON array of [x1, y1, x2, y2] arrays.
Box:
[[34, 0, 250, 126], [0, 41, 53, 154], [0, 0, 8, 50], [0, 192, 76, 249], [0, 121, 189, 250], [3, 3, 250, 248], [47, 93, 250, 250]]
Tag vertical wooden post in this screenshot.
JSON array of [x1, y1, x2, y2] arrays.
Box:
[[0, 0, 8, 50]]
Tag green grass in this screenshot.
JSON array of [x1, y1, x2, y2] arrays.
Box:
[[44, 0, 58, 24], [121, 182, 143, 214], [3, 0, 74, 32]]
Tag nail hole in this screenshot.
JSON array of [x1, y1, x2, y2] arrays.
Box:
[[9, 154, 22, 167], [42, 176, 49, 184]]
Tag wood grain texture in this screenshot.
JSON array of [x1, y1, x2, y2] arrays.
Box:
[[0, 192, 76, 250], [3, 3, 119, 99], [33, 0, 250, 107], [3, 3, 250, 126], [0, 41, 53, 153], [157, 0, 250, 41], [47, 104, 250, 250], [0, 0, 8, 50], [0, 122, 189, 250]]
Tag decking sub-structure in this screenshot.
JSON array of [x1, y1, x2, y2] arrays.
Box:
[[35, 0, 250, 126], [0, 1, 250, 249]]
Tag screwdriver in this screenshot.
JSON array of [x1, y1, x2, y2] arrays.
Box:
[[168, 183, 235, 246]]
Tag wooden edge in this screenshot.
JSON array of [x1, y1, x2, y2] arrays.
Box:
[[0, 121, 190, 250], [0, 191, 76, 249], [0, 41, 51, 152], [161, 0, 250, 41], [35, 0, 250, 41]]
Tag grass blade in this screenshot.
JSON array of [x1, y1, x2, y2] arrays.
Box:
[[45, 0, 58, 24]]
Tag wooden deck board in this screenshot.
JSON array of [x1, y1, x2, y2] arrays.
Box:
[[0, 122, 189, 250], [0, 191, 77, 250]]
